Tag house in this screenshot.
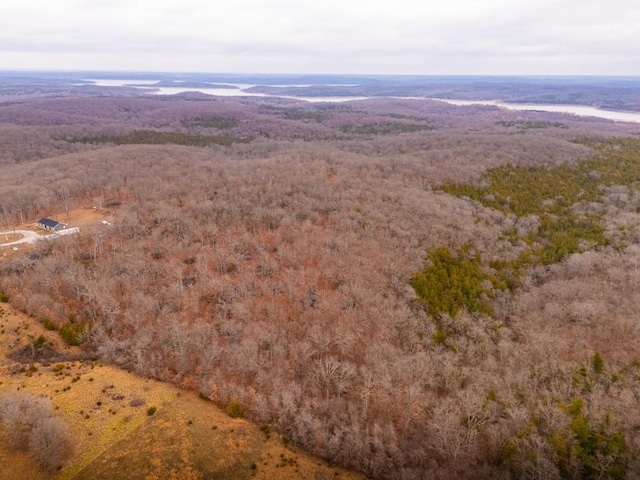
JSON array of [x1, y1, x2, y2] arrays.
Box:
[[37, 218, 67, 232]]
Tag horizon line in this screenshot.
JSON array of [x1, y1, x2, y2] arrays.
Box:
[[1, 69, 640, 79]]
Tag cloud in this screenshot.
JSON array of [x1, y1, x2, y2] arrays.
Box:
[[0, 0, 638, 74]]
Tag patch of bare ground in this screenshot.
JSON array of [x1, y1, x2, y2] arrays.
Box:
[[0, 233, 25, 263], [0, 207, 116, 263], [0, 304, 363, 480], [33, 207, 116, 233]]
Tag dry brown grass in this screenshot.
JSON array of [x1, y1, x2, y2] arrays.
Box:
[[0, 233, 22, 243], [0, 243, 26, 262], [0, 304, 363, 480], [59, 208, 115, 230]]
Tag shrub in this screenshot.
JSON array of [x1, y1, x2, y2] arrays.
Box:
[[0, 292, 8, 303], [42, 319, 57, 331], [59, 322, 84, 346], [147, 406, 157, 416], [592, 353, 605, 374], [226, 400, 244, 419], [52, 364, 65, 373], [32, 335, 46, 349], [259, 424, 271, 434]]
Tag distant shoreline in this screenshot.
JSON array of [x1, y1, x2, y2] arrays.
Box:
[[4, 71, 640, 114], [431, 98, 640, 123]]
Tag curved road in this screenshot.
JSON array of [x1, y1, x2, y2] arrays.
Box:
[[0, 230, 42, 247]]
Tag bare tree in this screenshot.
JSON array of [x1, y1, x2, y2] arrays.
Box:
[[0, 392, 73, 470]]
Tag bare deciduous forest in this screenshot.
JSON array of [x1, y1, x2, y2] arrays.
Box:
[[2, 83, 640, 479]]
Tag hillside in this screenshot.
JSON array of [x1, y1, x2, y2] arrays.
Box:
[[2, 91, 640, 478], [0, 302, 363, 480]]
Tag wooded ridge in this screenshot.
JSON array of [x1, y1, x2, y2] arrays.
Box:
[[2, 91, 640, 479]]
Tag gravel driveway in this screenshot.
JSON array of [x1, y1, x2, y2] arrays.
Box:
[[0, 230, 42, 247]]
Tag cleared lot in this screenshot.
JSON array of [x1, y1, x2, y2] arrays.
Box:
[[0, 230, 41, 247]]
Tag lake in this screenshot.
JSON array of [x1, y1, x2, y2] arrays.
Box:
[[82, 79, 640, 117], [84, 79, 367, 103], [431, 98, 640, 124]]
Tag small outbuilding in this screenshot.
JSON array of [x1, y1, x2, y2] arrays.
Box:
[[37, 218, 67, 232]]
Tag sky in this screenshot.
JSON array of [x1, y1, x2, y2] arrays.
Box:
[[1, 0, 639, 75]]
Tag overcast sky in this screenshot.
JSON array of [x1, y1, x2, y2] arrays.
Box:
[[1, 0, 639, 75]]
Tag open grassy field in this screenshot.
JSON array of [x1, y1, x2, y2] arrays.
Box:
[[0, 302, 364, 480]]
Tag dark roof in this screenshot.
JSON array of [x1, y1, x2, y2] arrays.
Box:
[[38, 218, 61, 228]]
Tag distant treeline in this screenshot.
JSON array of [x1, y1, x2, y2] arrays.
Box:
[[180, 116, 240, 129], [68, 129, 248, 147], [341, 121, 434, 135]]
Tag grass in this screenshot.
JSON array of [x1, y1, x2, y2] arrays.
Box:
[[0, 233, 24, 244], [0, 303, 364, 480]]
